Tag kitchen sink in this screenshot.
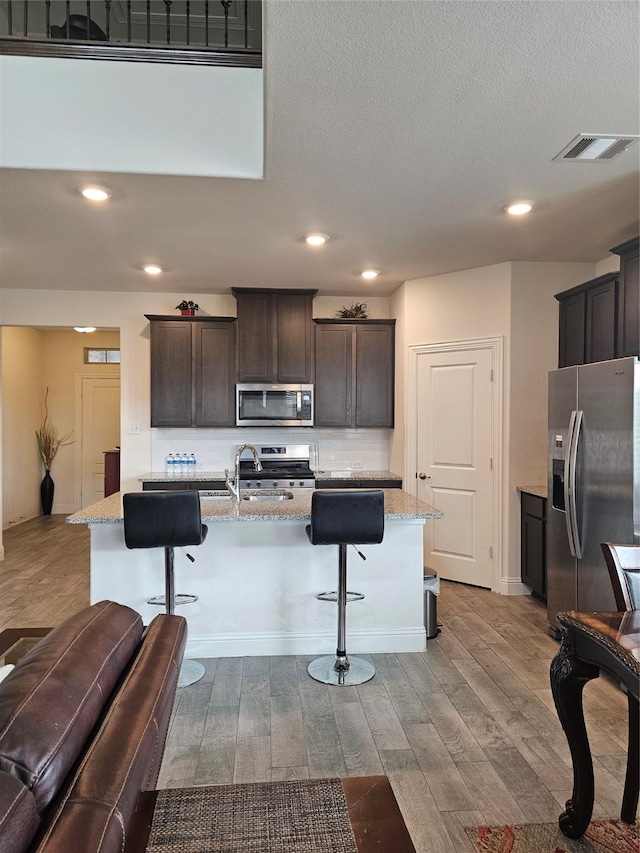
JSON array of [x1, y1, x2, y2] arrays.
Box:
[[241, 490, 294, 501]]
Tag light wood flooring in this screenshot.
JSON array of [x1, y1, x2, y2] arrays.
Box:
[[1, 514, 632, 851]]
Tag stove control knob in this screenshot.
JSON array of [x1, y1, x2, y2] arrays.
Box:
[[272, 481, 278, 488], [255, 481, 260, 488], [299, 481, 304, 487], [289, 481, 294, 487]]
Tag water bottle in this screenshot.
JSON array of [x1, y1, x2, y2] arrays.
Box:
[[188, 453, 197, 478], [180, 454, 189, 477], [165, 454, 174, 476]]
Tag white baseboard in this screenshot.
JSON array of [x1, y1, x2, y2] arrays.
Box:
[[185, 627, 426, 659], [0, 545, 4, 561], [498, 578, 532, 596], [2, 505, 41, 531]]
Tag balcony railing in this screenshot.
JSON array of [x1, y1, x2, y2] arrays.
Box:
[[0, 0, 262, 66]]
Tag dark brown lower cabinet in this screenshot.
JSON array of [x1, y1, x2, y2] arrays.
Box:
[[314, 320, 395, 428], [521, 491, 546, 602], [104, 450, 120, 497]]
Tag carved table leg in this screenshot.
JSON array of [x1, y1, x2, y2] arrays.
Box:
[[550, 633, 600, 839], [621, 693, 639, 824]]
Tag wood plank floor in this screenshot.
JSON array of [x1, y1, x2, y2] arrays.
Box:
[[1, 515, 631, 851]]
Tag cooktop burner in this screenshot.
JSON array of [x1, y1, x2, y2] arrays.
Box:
[[237, 444, 315, 489]]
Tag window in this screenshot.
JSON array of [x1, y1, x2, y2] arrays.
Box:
[[84, 348, 121, 364]]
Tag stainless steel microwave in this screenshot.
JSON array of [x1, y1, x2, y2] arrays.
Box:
[[236, 384, 314, 427]]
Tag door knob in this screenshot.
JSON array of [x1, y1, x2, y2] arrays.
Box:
[[418, 472, 431, 480]]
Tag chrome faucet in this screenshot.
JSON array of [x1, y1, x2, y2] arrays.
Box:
[[225, 444, 263, 501]]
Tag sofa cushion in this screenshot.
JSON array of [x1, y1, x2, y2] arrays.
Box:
[[0, 601, 143, 812], [0, 769, 40, 853], [33, 614, 187, 853]]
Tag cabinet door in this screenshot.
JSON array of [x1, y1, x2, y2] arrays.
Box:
[[521, 511, 546, 600], [194, 322, 236, 426], [558, 292, 586, 368], [314, 324, 353, 426], [355, 324, 394, 427], [617, 248, 639, 358], [150, 321, 192, 426], [236, 292, 277, 381], [276, 293, 314, 382], [585, 277, 617, 363]]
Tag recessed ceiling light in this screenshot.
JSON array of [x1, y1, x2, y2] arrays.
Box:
[[78, 185, 112, 202], [504, 201, 533, 216], [143, 264, 163, 275], [361, 269, 380, 280], [74, 327, 97, 333], [305, 233, 330, 246]]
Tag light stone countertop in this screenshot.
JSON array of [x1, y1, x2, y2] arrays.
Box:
[[138, 470, 403, 484], [517, 484, 548, 499], [67, 488, 443, 525]]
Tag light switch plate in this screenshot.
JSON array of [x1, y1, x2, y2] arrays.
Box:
[[127, 422, 141, 435], [351, 461, 363, 469]]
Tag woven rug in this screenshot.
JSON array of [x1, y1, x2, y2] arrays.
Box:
[[466, 819, 640, 852], [146, 778, 359, 853]]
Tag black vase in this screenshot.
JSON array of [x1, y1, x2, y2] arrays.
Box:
[[40, 470, 54, 515]]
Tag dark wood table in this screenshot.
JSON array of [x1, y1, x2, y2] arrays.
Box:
[[550, 610, 640, 839]]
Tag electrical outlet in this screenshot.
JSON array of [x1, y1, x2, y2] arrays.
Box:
[[351, 460, 363, 469], [127, 422, 141, 435]]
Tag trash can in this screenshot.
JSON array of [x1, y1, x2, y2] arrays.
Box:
[[423, 570, 440, 639]]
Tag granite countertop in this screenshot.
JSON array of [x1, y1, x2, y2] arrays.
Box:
[[314, 470, 402, 482], [139, 470, 402, 483], [67, 488, 442, 525], [517, 484, 548, 499]]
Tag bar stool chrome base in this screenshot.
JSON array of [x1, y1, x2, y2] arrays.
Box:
[[147, 593, 198, 607], [307, 654, 375, 686], [178, 659, 206, 688]]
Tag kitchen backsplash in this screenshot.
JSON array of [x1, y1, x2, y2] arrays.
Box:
[[151, 428, 392, 473]]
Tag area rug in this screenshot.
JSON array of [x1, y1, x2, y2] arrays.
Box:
[[466, 819, 639, 852], [146, 777, 359, 853]]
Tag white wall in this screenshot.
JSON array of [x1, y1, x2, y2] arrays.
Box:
[[2, 328, 44, 527], [0, 57, 263, 178]]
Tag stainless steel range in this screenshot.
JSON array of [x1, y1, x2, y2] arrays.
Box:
[[237, 444, 315, 489]]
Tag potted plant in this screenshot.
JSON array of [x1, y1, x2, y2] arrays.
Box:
[[176, 300, 200, 316], [335, 302, 369, 319], [35, 388, 74, 515]]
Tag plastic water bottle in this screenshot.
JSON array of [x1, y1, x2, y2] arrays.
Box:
[[188, 453, 197, 478], [165, 454, 174, 476], [180, 454, 189, 476]]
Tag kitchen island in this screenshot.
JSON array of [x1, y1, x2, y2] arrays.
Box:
[[68, 489, 442, 659]]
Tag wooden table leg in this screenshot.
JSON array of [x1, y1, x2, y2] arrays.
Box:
[[550, 633, 600, 839], [621, 693, 639, 824]]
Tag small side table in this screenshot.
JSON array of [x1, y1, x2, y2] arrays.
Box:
[[550, 610, 640, 838]]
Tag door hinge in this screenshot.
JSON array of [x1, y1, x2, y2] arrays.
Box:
[[490, 369, 494, 382], [489, 457, 493, 470], [489, 545, 493, 559]]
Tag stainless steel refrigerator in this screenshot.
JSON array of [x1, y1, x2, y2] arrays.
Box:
[[547, 357, 640, 637]]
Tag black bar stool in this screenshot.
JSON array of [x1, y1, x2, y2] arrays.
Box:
[[123, 490, 208, 687], [306, 490, 384, 686]]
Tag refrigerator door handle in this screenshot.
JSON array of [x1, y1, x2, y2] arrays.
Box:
[[567, 409, 583, 559], [564, 410, 577, 556]]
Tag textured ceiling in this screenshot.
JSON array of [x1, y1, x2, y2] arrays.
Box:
[[1, 0, 639, 297]]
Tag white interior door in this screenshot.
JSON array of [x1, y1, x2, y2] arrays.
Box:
[[416, 348, 494, 587], [81, 377, 120, 508]]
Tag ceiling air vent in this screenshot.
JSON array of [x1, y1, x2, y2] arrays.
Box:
[[553, 134, 639, 162]]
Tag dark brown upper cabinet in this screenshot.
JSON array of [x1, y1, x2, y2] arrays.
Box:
[[610, 237, 639, 359], [232, 288, 316, 383], [314, 320, 395, 428], [146, 315, 236, 427]]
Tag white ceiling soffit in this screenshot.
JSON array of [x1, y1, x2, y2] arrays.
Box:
[[553, 134, 640, 162]]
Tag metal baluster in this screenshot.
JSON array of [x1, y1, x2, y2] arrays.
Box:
[[65, 0, 70, 38], [244, 0, 248, 49], [105, 0, 111, 41], [86, 1, 91, 39], [127, 0, 131, 42], [186, 0, 190, 45], [205, 0, 209, 46], [164, 0, 171, 45], [222, 0, 231, 48], [146, 0, 150, 43]]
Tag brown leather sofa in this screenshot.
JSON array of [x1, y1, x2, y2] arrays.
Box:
[[0, 600, 186, 853]]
